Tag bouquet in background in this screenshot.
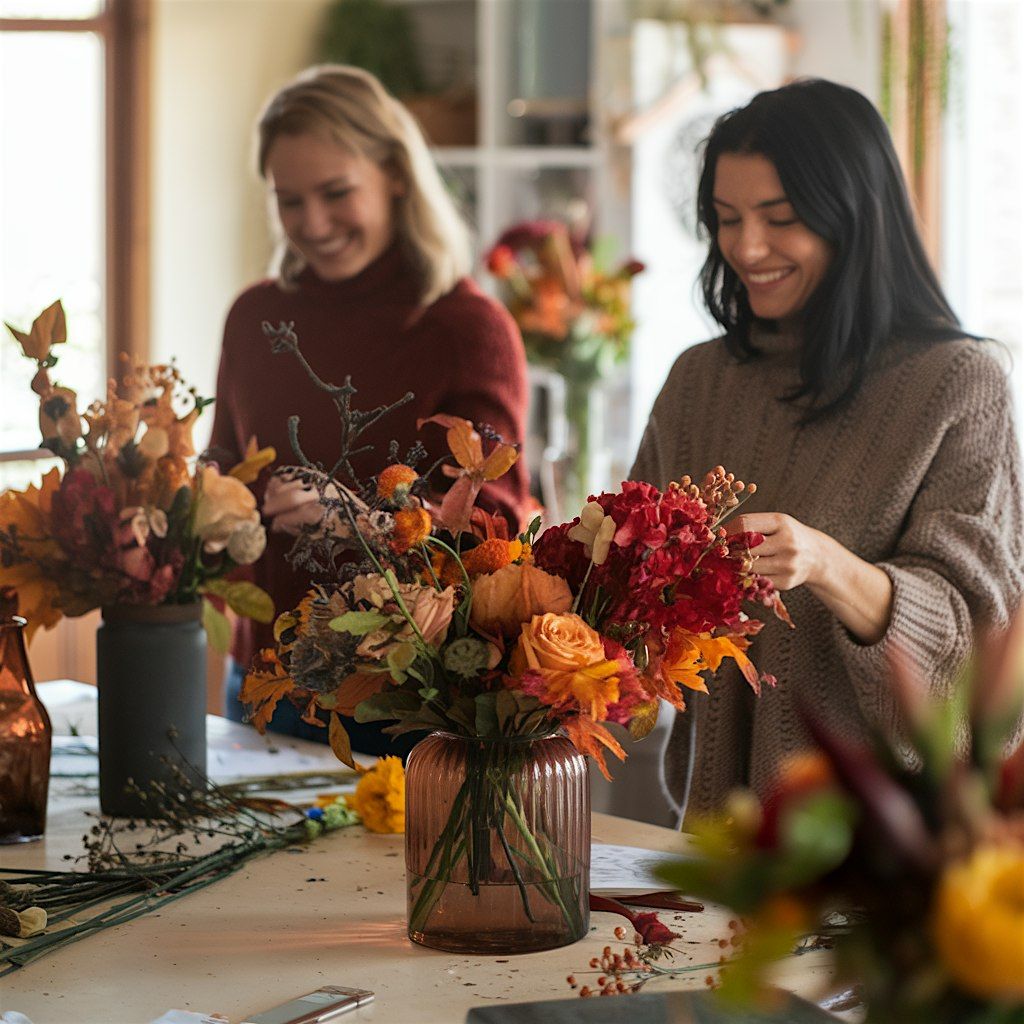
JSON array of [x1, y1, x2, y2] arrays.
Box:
[[242, 320, 790, 939], [485, 219, 643, 381], [485, 220, 644, 513], [659, 621, 1024, 1023], [0, 300, 275, 645]]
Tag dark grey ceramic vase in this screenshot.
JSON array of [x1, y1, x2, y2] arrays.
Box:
[[96, 603, 207, 817]]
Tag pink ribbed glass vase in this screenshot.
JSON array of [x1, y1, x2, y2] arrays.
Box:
[[405, 730, 590, 954]]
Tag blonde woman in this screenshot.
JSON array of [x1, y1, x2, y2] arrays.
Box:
[[210, 65, 529, 751]]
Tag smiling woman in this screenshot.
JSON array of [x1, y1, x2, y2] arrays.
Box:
[[265, 135, 400, 283], [209, 64, 530, 757], [631, 78, 1024, 823], [711, 153, 832, 326]]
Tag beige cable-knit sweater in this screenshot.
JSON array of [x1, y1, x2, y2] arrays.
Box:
[[630, 334, 1024, 817]]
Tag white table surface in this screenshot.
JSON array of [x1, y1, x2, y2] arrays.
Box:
[[0, 684, 839, 1024]]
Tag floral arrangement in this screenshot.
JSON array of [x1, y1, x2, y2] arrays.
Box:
[[485, 219, 644, 512], [242, 326, 789, 777], [239, 320, 790, 940], [485, 219, 644, 382], [0, 300, 274, 645], [658, 620, 1024, 1022]]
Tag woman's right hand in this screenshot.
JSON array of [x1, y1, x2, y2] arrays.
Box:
[[262, 471, 328, 535]]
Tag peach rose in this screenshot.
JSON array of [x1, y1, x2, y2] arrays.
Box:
[[510, 612, 606, 676], [470, 562, 572, 637]]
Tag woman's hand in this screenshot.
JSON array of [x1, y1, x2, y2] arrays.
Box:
[[726, 512, 894, 645], [262, 472, 326, 535], [262, 468, 366, 537], [726, 512, 825, 591]]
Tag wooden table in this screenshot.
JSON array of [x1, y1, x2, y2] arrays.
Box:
[[0, 685, 838, 1024]]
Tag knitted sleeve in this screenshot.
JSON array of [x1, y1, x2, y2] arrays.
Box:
[[431, 289, 531, 528], [834, 345, 1024, 715]]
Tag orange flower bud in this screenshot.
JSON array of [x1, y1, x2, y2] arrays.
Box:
[[460, 538, 520, 577], [377, 464, 418, 501], [391, 506, 432, 554]]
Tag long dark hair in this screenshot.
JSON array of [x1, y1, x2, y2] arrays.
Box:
[[697, 78, 965, 419]]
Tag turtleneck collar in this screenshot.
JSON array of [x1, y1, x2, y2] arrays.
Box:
[[293, 241, 413, 300], [750, 321, 803, 363]]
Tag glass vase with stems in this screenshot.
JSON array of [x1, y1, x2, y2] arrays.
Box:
[[405, 729, 590, 954]]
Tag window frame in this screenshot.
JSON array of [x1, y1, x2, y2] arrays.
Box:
[[0, 0, 150, 464]]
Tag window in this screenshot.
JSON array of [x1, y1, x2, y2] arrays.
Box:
[[942, 0, 1023, 425], [0, 0, 148, 489]]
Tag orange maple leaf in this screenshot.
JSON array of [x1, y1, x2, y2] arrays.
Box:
[[239, 651, 295, 733], [563, 715, 626, 781]]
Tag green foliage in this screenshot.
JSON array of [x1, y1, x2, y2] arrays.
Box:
[[201, 597, 232, 654], [329, 609, 390, 636], [318, 0, 426, 97], [202, 579, 274, 624]]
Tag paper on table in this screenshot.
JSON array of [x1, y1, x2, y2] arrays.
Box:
[[589, 842, 693, 895], [49, 720, 362, 785]]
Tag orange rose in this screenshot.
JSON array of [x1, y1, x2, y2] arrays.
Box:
[[511, 612, 623, 721], [511, 612, 606, 676], [470, 563, 572, 637]]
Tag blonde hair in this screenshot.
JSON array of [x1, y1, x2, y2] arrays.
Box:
[[257, 64, 471, 306]]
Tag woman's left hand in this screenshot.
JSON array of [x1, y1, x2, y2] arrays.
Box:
[[725, 512, 825, 591], [726, 512, 894, 645]]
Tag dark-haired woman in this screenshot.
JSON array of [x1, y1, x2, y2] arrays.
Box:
[[631, 78, 1024, 820]]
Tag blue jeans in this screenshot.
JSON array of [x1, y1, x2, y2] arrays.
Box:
[[223, 660, 423, 759]]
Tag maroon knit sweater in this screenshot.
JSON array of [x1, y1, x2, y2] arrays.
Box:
[[208, 244, 530, 666]]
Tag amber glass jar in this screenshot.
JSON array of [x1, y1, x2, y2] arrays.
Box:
[[405, 730, 590, 954], [0, 615, 52, 843]]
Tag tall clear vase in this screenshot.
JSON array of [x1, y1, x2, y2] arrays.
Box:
[[563, 375, 593, 514], [405, 730, 590, 954]]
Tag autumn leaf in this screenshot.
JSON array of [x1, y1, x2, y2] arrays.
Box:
[[334, 670, 388, 716], [5, 299, 66, 363], [229, 436, 276, 484], [628, 699, 661, 740], [563, 715, 626, 781], [329, 712, 356, 769], [239, 654, 294, 733]]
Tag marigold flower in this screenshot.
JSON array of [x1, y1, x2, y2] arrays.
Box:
[[391, 506, 432, 554], [931, 843, 1024, 999], [349, 756, 405, 834], [377, 464, 418, 501]]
